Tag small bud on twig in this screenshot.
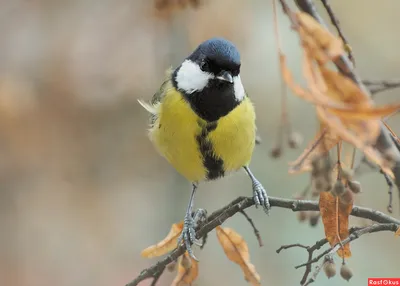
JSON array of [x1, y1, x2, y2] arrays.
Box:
[[323, 258, 336, 279], [348, 180, 362, 194], [331, 180, 345, 197], [340, 263, 353, 281], [288, 132, 303, 149]]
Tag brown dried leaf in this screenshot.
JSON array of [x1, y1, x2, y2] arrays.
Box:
[[319, 67, 378, 145], [316, 106, 394, 177], [285, 12, 400, 180], [302, 48, 326, 96], [319, 191, 353, 258], [395, 226, 400, 237], [280, 53, 315, 103], [296, 12, 344, 63], [321, 66, 371, 105], [216, 226, 261, 286], [141, 221, 183, 258], [320, 66, 400, 122], [171, 251, 199, 286], [329, 105, 400, 120], [280, 53, 347, 110]]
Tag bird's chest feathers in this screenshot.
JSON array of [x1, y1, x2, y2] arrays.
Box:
[[207, 98, 256, 172], [151, 91, 255, 182]]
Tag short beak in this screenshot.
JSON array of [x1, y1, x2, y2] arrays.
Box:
[[216, 71, 233, 83]]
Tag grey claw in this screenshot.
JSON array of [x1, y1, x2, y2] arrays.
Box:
[[252, 180, 271, 215], [193, 239, 203, 246], [178, 214, 199, 261], [185, 234, 198, 261], [192, 208, 208, 228]]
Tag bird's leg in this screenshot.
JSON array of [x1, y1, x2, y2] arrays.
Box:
[[243, 166, 270, 214], [177, 183, 201, 260]]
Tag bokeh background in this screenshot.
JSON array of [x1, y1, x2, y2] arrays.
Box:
[[0, 0, 399, 285]]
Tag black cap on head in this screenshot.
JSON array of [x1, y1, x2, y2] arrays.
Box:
[[188, 37, 241, 76]]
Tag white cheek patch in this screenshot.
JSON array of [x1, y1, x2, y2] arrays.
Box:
[[176, 60, 212, 94], [233, 75, 245, 101]]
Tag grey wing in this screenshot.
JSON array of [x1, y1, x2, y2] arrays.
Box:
[[149, 77, 170, 125], [138, 68, 173, 127]]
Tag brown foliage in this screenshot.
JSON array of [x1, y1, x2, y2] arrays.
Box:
[[319, 191, 353, 258], [141, 221, 184, 258], [216, 226, 261, 286], [171, 252, 199, 286]]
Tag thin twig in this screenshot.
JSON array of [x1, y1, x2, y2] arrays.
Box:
[[381, 169, 394, 213], [353, 155, 397, 213], [302, 256, 328, 286], [200, 233, 208, 250], [301, 223, 398, 285], [276, 243, 310, 252], [277, 238, 328, 285], [240, 210, 263, 247], [150, 268, 165, 286], [272, 0, 294, 153], [363, 79, 400, 95], [127, 196, 400, 286], [319, 0, 354, 65], [278, 224, 398, 285]]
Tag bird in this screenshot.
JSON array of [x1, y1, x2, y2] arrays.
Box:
[[139, 37, 270, 260]]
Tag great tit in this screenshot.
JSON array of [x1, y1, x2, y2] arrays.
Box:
[[139, 37, 270, 260]]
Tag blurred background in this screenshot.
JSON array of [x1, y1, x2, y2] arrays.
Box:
[[0, 0, 399, 285]]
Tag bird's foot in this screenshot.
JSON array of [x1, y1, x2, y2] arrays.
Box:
[[252, 179, 271, 215], [177, 211, 203, 261], [192, 208, 207, 228]]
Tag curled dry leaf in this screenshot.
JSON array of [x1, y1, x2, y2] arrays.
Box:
[[141, 221, 183, 258], [171, 251, 199, 286], [283, 13, 400, 179], [319, 191, 353, 258], [280, 53, 347, 110], [319, 66, 400, 130], [296, 12, 344, 63], [216, 226, 261, 286], [316, 106, 394, 178]]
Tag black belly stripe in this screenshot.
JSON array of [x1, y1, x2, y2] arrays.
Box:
[[196, 121, 225, 180]]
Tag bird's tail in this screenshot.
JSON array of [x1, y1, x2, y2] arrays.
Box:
[[137, 99, 157, 115]]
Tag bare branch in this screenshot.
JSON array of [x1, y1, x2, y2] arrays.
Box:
[[299, 223, 399, 285], [278, 224, 398, 285], [363, 79, 400, 95], [126, 196, 399, 286], [276, 243, 310, 252], [277, 238, 328, 285], [240, 209, 264, 247], [150, 269, 165, 286], [319, 0, 355, 65]]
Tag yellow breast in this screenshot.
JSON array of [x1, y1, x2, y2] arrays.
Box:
[[208, 97, 256, 172], [149, 88, 206, 182], [148, 87, 256, 182]]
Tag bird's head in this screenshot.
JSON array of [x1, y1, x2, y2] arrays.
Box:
[[173, 38, 246, 121]]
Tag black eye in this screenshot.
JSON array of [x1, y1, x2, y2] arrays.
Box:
[[200, 60, 210, 72], [232, 65, 241, 76]]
